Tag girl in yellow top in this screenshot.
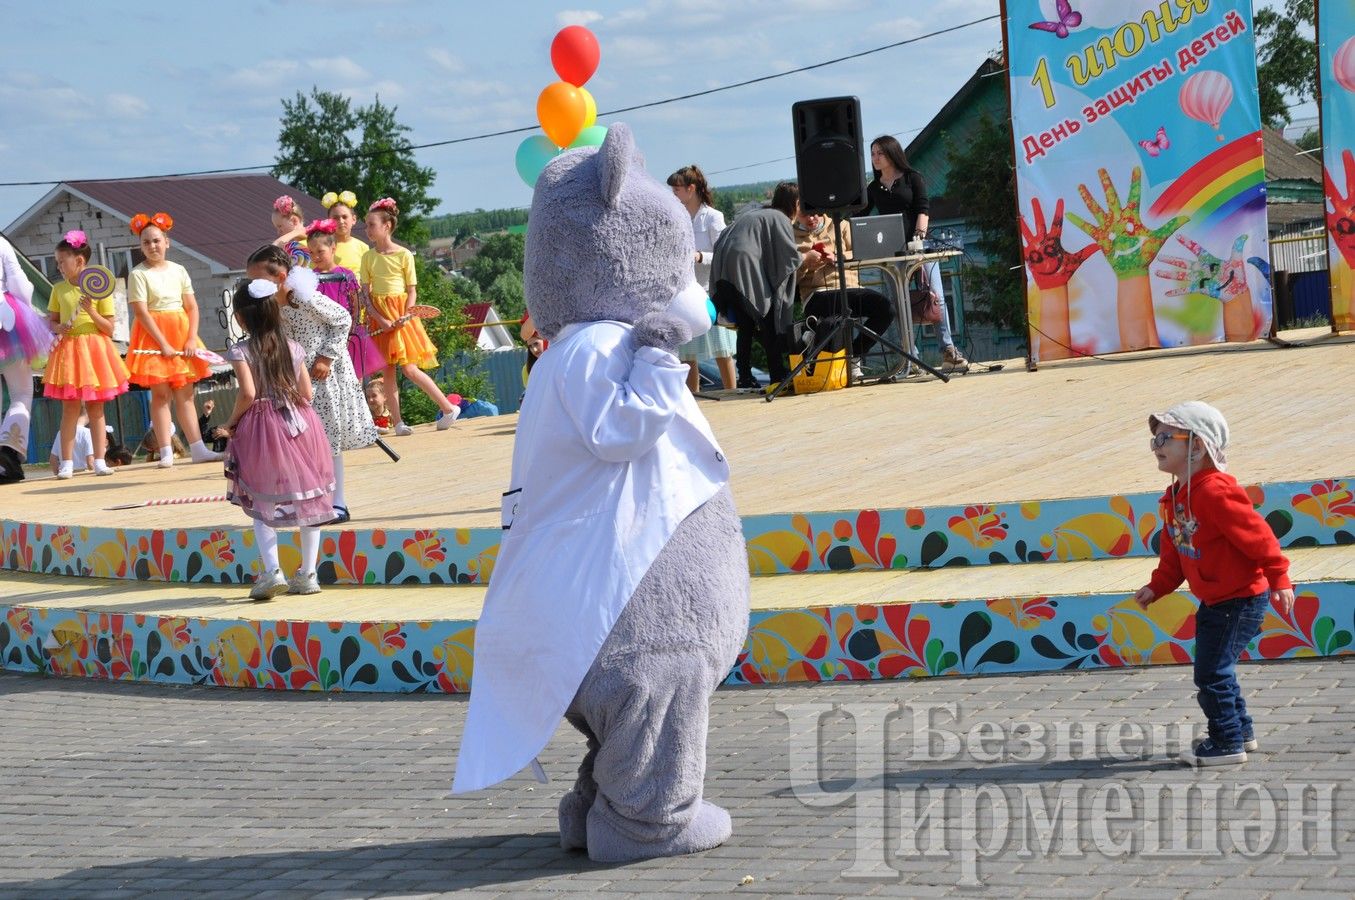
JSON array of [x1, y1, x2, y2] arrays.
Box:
[[360, 198, 459, 435], [124, 212, 223, 467], [322, 190, 369, 272], [43, 230, 130, 479]]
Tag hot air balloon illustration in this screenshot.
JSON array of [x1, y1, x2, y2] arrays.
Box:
[[1335, 36, 1355, 94], [1180, 70, 1234, 141]]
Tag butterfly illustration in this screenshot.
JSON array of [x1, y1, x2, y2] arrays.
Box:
[[1138, 126, 1170, 157], [1029, 0, 1082, 38]]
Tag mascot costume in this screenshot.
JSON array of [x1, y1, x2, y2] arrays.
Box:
[[453, 124, 751, 863]]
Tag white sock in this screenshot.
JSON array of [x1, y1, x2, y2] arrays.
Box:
[[159, 446, 172, 460], [252, 520, 281, 572], [299, 526, 321, 575], [190, 439, 207, 454], [331, 454, 346, 510], [93, 459, 112, 474], [58, 459, 73, 475]]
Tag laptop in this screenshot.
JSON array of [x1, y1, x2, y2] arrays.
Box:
[[849, 214, 907, 260]]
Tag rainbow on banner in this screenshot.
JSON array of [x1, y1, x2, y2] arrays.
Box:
[[1149, 131, 1266, 227]]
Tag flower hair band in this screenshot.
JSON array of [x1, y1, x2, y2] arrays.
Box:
[[305, 218, 338, 236], [321, 190, 358, 210], [129, 212, 174, 235], [63, 230, 88, 248], [273, 195, 302, 219], [368, 197, 398, 213]]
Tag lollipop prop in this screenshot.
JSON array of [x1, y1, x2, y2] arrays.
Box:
[[76, 265, 115, 300]]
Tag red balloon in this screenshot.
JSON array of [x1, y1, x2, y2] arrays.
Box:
[[551, 25, 600, 87]]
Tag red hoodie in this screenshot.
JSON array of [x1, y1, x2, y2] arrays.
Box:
[[1147, 469, 1292, 605]]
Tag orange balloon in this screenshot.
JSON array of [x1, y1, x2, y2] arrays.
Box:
[[537, 81, 587, 149]]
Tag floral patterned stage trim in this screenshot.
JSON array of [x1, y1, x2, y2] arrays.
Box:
[[3, 478, 1352, 586], [1, 582, 1351, 693]]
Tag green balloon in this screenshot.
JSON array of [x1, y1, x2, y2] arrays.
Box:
[[568, 125, 608, 149], [516, 135, 560, 187]]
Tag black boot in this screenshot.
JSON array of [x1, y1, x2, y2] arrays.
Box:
[[0, 446, 25, 484]]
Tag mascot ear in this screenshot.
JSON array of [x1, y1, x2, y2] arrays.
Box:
[[597, 122, 634, 208]]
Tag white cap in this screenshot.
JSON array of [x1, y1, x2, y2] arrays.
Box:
[[1149, 401, 1228, 471]]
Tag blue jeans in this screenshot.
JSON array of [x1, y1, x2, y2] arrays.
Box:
[[1192, 593, 1268, 748]]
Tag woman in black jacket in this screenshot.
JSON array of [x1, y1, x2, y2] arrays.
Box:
[[864, 135, 968, 372]]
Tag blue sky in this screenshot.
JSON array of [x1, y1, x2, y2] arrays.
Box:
[[0, 1, 1307, 229]]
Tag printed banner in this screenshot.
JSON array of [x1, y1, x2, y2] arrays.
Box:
[[1003, 0, 1272, 361], [1318, 0, 1355, 332]]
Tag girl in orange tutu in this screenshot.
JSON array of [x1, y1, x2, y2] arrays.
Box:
[[43, 230, 129, 479], [124, 212, 222, 467], [360, 198, 459, 435]]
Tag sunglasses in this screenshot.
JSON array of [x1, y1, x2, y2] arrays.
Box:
[[1150, 432, 1190, 449]]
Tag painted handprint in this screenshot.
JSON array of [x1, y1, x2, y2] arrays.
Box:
[[1154, 235, 1248, 300], [1066, 167, 1189, 279], [1324, 148, 1355, 331], [1065, 167, 1188, 350], [1325, 148, 1355, 267], [1020, 197, 1100, 289], [1155, 234, 1256, 342]]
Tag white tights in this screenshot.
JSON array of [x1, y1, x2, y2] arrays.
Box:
[[252, 520, 322, 575], [0, 358, 33, 454]]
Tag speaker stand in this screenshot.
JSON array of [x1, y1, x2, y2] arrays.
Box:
[[766, 212, 948, 402]]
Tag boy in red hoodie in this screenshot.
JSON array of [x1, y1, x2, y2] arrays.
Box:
[[1133, 401, 1294, 767]]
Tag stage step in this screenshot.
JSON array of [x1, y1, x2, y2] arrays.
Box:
[[3, 547, 1351, 693]]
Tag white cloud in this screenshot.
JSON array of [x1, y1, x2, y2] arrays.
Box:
[[556, 9, 603, 27], [221, 60, 301, 90], [426, 47, 465, 74], [106, 93, 149, 117], [322, 57, 372, 82]]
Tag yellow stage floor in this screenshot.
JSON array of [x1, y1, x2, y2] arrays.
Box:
[[5, 546, 1350, 623], [1, 328, 1348, 534]]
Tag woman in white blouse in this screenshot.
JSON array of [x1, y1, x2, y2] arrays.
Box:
[[667, 165, 734, 391]]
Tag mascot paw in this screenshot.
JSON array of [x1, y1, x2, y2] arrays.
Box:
[[559, 790, 590, 852], [631, 312, 693, 354]]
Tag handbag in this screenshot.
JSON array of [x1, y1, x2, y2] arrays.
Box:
[[909, 268, 942, 325]]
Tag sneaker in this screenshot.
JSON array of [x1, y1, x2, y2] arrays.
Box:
[[942, 345, 970, 373], [394, 422, 414, 436], [157, 449, 174, 469], [93, 460, 115, 477], [248, 569, 289, 601], [436, 406, 461, 430], [1194, 733, 1258, 753], [328, 505, 350, 525], [287, 571, 321, 595], [735, 377, 761, 393], [376, 425, 391, 435], [849, 360, 864, 381], [1179, 738, 1247, 766], [55, 461, 74, 480]]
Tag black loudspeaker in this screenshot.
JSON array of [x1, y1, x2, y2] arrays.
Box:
[[792, 96, 867, 214]]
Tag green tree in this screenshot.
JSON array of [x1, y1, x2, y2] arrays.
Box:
[[1296, 128, 1321, 153], [944, 113, 1026, 347], [462, 232, 526, 292], [1255, 0, 1316, 128], [395, 256, 493, 423], [272, 88, 437, 244]]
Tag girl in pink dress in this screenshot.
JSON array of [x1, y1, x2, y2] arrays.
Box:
[[306, 219, 384, 380], [222, 277, 335, 601]]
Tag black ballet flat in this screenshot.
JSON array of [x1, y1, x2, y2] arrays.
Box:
[[328, 505, 351, 525]]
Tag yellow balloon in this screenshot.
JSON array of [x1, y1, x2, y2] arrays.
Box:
[[580, 87, 597, 130], [537, 81, 587, 149]]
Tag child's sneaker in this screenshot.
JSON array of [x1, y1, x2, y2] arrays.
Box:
[[249, 569, 289, 601], [55, 460, 74, 480], [394, 422, 414, 436], [287, 571, 321, 595], [1179, 738, 1247, 766], [93, 459, 115, 476], [436, 406, 461, 430], [1193, 732, 1257, 753]]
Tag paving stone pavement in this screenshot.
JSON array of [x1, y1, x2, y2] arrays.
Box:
[[0, 658, 1350, 899]]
